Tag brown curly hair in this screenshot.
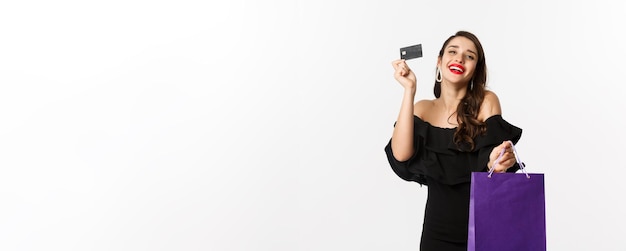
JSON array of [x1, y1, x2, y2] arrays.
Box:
[[433, 31, 487, 151]]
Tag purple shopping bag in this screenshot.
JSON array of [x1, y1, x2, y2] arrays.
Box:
[[467, 143, 546, 251]]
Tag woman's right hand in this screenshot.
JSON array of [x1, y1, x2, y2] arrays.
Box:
[[392, 59, 416, 90]]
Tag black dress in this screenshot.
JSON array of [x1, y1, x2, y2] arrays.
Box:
[[384, 115, 522, 251]]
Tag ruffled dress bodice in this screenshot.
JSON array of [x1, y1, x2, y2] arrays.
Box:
[[385, 115, 522, 186]]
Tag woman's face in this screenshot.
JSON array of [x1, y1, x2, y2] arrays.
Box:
[[438, 36, 478, 85]]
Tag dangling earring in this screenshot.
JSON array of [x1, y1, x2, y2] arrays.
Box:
[[470, 79, 474, 90], [436, 68, 442, 82]]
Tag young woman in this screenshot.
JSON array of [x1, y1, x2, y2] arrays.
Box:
[[385, 31, 522, 251]]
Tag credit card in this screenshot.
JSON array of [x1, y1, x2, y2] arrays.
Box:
[[400, 44, 422, 60]]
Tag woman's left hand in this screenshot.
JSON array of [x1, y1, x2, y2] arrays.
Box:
[[487, 141, 516, 173]]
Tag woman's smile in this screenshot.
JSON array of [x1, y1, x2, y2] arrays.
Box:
[[449, 63, 465, 74]]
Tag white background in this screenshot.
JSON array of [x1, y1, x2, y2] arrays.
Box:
[[1, 0, 624, 250]]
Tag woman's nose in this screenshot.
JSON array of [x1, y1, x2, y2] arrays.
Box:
[[454, 55, 464, 64]]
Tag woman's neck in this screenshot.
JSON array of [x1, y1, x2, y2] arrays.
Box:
[[438, 81, 467, 112]]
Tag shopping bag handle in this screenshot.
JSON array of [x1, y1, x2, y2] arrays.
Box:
[[488, 140, 529, 178]]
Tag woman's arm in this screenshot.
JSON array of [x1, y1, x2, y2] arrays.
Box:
[[479, 91, 517, 172], [390, 59, 417, 161]]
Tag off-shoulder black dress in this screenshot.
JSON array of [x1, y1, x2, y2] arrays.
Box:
[[384, 115, 522, 251]]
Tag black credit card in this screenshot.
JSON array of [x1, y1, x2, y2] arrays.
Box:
[[400, 44, 422, 60]]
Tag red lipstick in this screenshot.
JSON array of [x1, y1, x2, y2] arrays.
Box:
[[449, 64, 465, 75]]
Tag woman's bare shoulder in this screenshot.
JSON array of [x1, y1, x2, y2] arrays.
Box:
[[413, 99, 435, 118], [478, 90, 502, 121]]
